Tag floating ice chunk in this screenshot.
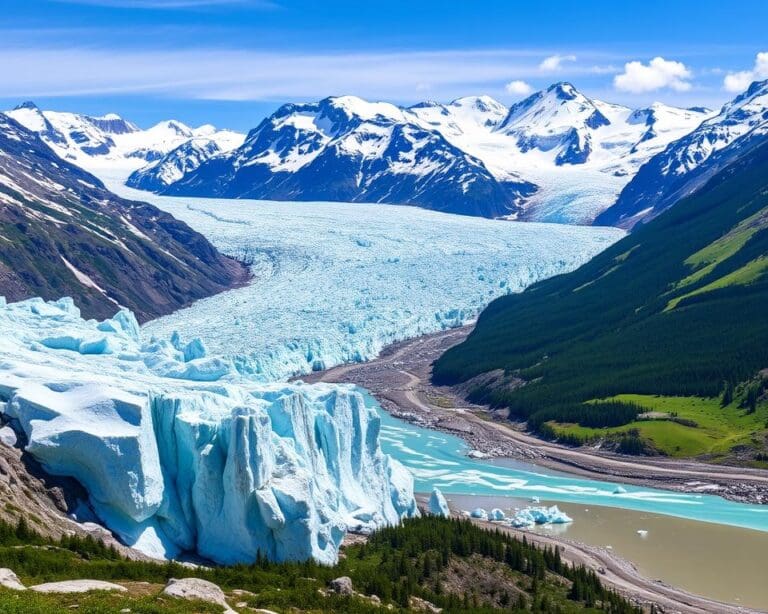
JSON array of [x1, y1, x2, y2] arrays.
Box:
[[613, 486, 627, 494], [489, 508, 506, 521], [510, 505, 572, 528], [427, 487, 450, 517], [470, 507, 488, 520], [531, 496, 540, 503], [637, 529, 648, 538], [467, 450, 487, 459]]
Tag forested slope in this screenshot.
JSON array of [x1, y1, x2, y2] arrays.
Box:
[[434, 140, 768, 458]]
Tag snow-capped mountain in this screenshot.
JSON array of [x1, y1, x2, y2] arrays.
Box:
[[0, 112, 248, 322], [596, 80, 768, 228], [126, 137, 231, 191], [3, 101, 244, 175], [159, 95, 534, 218], [151, 85, 710, 223]]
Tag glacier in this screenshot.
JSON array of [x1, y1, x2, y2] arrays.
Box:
[[0, 297, 418, 564], [101, 177, 625, 383]]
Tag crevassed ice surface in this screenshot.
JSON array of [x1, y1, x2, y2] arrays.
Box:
[[106, 180, 624, 382], [0, 297, 418, 564]]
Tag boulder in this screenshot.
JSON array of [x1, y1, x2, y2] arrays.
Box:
[[0, 427, 17, 448], [30, 579, 127, 593], [162, 577, 233, 612], [0, 568, 25, 590], [329, 576, 354, 596]]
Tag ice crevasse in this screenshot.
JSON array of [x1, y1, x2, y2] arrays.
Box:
[[0, 297, 418, 564]]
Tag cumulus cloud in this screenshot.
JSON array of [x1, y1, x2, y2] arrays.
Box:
[[538, 54, 576, 72], [505, 80, 533, 96], [613, 57, 692, 93], [723, 52, 768, 92]]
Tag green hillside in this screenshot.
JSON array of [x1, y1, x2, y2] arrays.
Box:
[[433, 140, 768, 461]]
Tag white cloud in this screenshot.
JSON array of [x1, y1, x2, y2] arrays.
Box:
[[613, 57, 692, 93], [505, 80, 533, 96], [538, 54, 576, 72], [723, 52, 768, 92]]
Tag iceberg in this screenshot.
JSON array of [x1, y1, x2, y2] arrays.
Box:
[[427, 487, 450, 517], [0, 298, 418, 565], [509, 506, 573, 528], [489, 508, 506, 521], [470, 507, 489, 520]]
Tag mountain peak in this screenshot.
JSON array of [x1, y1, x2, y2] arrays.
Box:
[[13, 101, 40, 111], [547, 82, 579, 100]]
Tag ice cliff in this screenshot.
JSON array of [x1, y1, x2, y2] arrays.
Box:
[[0, 297, 418, 564]]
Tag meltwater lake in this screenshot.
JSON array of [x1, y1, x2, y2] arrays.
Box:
[[375, 398, 768, 532]]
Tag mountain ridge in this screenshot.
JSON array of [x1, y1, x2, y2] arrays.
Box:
[[0, 112, 250, 322]]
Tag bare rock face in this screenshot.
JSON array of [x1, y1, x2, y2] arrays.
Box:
[[0, 113, 249, 323], [0, 568, 26, 590], [29, 579, 127, 593], [329, 576, 354, 596], [162, 577, 234, 613], [410, 595, 443, 613]]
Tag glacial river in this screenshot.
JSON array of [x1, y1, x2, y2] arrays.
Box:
[[375, 402, 768, 532], [375, 400, 768, 609]]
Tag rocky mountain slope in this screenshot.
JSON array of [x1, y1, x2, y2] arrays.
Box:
[[596, 80, 768, 228], [156, 95, 534, 218], [145, 85, 709, 223], [0, 113, 249, 322]]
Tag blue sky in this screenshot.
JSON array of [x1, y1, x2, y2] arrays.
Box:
[[1, 0, 767, 130]]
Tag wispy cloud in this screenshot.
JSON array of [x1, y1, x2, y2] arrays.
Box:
[[0, 45, 582, 102], [50, 0, 277, 9]]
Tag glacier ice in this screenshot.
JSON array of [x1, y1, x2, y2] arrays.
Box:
[[0, 297, 418, 564], [99, 177, 624, 383], [470, 508, 489, 520], [427, 487, 450, 517], [509, 506, 573, 528], [489, 508, 506, 521]]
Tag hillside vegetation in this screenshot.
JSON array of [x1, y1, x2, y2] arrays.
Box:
[[0, 516, 640, 613], [433, 140, 768, 461]]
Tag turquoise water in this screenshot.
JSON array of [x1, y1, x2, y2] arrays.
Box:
[[371, 397, 768, 533]]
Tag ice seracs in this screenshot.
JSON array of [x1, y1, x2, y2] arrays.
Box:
[[427, 487, 450, 517], [0, 297, 418, 564]]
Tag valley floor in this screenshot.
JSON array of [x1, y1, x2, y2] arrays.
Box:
[[305, 328, 768, 612], [303, 325, 768, 506]]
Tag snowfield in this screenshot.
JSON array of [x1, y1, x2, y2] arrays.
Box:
[[105, 181, 624, 382], [0, 297, 418, 564]]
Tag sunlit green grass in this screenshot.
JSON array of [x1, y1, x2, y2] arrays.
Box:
[[549, 394, 768, 458]]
